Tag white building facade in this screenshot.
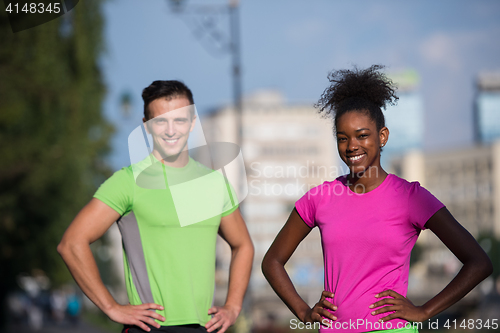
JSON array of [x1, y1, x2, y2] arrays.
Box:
[[390, 141, 500, 302], [202, 90, 340, 325]]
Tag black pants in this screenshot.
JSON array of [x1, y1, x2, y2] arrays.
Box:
[[122, 324, 208, 333]]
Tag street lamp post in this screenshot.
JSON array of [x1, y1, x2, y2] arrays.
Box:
[[167, 3, 250, 332], [229, 0, 242, 150], [167, 0, 243, 149]]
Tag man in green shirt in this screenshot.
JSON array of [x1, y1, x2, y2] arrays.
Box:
[[58, 80, 254, 333]]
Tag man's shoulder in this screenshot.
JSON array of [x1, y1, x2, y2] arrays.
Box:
[[105, 165, 135, 184]]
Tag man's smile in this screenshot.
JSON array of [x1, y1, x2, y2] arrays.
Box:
[[162, 138, 180, 145]]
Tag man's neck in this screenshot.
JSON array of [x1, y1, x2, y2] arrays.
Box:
[[152, 150, 190, 168]]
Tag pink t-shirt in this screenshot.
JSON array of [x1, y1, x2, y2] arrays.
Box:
[[295, 174, 445, 332]]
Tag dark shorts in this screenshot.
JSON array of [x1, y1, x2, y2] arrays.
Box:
[[122, 324, 208, 333]]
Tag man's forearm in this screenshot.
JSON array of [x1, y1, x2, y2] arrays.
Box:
[[224, 242, 254, 311], [57, 241, 118, 313]]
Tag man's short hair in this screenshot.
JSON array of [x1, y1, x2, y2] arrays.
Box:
[[142, 80, 195, 120]]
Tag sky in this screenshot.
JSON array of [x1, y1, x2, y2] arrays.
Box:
[[100, 0, 500, 170]]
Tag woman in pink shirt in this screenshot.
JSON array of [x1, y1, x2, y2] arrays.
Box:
[[261, 65, 492, 333]]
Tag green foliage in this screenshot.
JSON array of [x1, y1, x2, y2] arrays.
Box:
[[83, 310, 122, 333], [410, 241, 423, 266], [0, 0, 113, 310], [477, 234, 500, 281]]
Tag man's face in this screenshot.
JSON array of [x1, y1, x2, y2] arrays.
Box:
[[144, 97, 196, 160]]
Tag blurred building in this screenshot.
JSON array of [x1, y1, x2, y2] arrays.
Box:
[[390, 140, 500, 301], [201, 90, 338, 325], [383, 69, 425, 168], [474, 72, 500, 144]]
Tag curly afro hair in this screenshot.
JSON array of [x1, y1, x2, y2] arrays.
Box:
[[315, 65, 398, 133]]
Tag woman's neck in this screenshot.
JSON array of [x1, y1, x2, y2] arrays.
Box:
[[346, 166, 388, 193]]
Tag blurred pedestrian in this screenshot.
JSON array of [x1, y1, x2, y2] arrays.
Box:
[[50, 289, 67, 324], [66, 291, 81, 326]]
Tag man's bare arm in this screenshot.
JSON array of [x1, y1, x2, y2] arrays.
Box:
[[205, 208, 254, 333], [57, 198, 165, 332]]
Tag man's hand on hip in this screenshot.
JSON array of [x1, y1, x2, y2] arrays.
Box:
[[205, 304, 240, 333], [106, 303, 165, 332]]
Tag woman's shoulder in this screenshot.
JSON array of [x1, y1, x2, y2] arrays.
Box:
[[319, 176, 347, 189], [387, 173, 429, 195], [302, 176, 346, 197]]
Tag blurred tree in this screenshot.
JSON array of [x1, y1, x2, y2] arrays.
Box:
[[477, 234, 500, 282], [410, 241, 423, 266], [0, 2, 113, 326]]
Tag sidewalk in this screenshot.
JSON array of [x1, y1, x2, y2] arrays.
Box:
[[6, 321, 115, 333]]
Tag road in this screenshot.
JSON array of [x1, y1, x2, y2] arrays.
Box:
[[6, 321, 116, 333]]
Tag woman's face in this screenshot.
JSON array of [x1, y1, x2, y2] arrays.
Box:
[[335, 110, 388, 176]]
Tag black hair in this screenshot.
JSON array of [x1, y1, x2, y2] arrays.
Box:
[[142, 80, 194, 120], [315, 65, 398, 133]]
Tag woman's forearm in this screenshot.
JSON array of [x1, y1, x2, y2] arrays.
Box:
[[262, 256, 311, 321], [422, 208, 493, 320], [421, 257, 492, 320], [262, 209, 316, 322]]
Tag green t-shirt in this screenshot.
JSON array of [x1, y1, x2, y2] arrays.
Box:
[[94, 155, 238, 326]]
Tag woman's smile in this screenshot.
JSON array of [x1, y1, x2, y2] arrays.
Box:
[[347, 153, 366, 164]]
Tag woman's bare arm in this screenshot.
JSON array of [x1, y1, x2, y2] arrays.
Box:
[[262, 209, 336, 324], [371, 207, 493, 322]]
